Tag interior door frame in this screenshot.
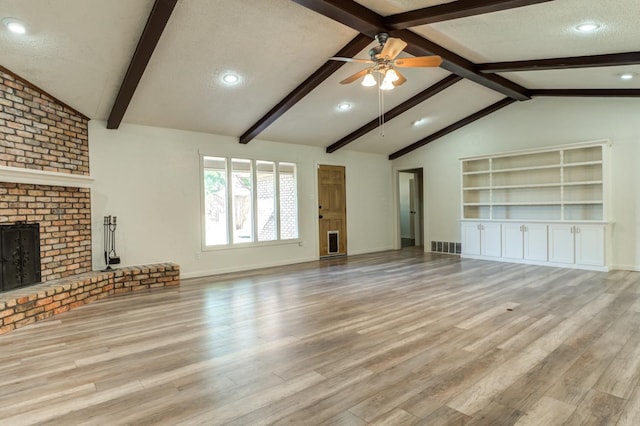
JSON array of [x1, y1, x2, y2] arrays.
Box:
[[315, 161, 347, 259], [393, 166, 426, 250]]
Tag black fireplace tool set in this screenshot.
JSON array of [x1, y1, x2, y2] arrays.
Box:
[[103, 215, 120, 271]]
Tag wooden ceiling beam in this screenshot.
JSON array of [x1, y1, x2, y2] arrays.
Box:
[[385, 0, 554, 30], [107, 0, 178, 129], [290, 0, 530, 101], [241, 0, 529, 146], [239, 34, 372, 144], [326, 74, 463, 153], [530, 89, 640, 97], [289, 0, 384, 37], [388, 98, 516, 160], [394, 29, 530, 101], [478, 51, 640, 73]]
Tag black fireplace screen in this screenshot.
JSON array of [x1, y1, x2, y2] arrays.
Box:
[[0, 223, 41, 292]]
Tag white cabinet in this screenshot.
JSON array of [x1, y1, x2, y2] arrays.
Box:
[[502, 223, 547, 261], [462, 222, 501, 258], [548, 224, 575, 264], [463, 221, 606, 270], [548, 224, 605, 267], [576, 225, 606, 266], [461, 222, 481, 256], [524, 224, 548, 261], [460, 141, 610, 271]]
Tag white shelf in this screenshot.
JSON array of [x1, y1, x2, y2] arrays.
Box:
[[464, 183, 567, 190], [564, 180, 603, 186], [460, 142, 607, 222], [491, 164, 562, 173], [563, 200, 603, 205], [492, 202, 562, 206], [462, 170, 490, 176], [563, 160, 602, 168]]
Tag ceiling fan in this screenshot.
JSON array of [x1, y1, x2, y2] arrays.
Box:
[[330, 33, 443, 90]]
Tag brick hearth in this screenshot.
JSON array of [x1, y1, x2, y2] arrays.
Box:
[[0, 263, 180, 334]]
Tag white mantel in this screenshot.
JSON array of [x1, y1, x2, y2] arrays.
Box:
[[0, 165, 93, 188]]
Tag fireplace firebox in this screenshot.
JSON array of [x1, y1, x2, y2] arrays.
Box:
[[0, 223, 41, 292]]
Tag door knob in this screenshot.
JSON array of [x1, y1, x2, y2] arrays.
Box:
[[319, 215, 324, 219]]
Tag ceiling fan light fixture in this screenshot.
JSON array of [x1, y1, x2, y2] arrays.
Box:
[[380, 79, 395, 91], [385, 69, 399, 83], [362, 72, 376, 87], [2, 17, 27, 34]]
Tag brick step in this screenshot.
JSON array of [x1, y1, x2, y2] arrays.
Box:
[[0, 263, 180, 334]]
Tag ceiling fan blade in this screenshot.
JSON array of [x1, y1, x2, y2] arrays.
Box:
[[394, 56, 443, 68], [329, 57, 373, 64], [380, 37, 407, 60], [340, 68, 370, 85], [392, 69, 407, 87]]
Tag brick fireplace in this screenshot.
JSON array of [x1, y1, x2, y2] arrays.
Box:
[[1, 66, 92, 288]]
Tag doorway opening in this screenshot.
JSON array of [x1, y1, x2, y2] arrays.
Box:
[[398, 169, 424, 249]]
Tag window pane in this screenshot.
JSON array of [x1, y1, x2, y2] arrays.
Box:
[[231, 159, 253, 243], [279, 162, 298, 239], [204, 157, 228, 245], [256, 161, 276, 241]]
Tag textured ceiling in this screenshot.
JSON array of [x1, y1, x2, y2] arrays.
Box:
[[0, 0, 638, 158]]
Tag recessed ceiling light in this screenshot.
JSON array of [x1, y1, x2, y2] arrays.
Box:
[[337, 102, 352, 112], [413, 118, 428, 127], [221, 73, 240, 85], [620, 72, 636, 81], [575, 23, 600, 33], [2, 18, 27, 34]]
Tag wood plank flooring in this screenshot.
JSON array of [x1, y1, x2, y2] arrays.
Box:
[[1, 248, 640, 425]]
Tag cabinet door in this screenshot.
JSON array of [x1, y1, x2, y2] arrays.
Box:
[[524, 223, 548, 261], [461, 222, 481, 256], [502, 223, 524, 260], [481, 223, 502, 258], [548, 224, 574, 264], [575, 225, 605, 266]]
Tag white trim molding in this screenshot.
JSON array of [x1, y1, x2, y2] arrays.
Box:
[[0, 165, 94, 188]]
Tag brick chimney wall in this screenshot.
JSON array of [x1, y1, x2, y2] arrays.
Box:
[[0, 67, 92, 281]]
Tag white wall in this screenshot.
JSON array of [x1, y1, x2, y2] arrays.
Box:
[[89, 122, 394, 278], [391, 97, 640, 270]]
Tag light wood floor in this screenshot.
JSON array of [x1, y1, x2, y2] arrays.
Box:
[[2, 249, 640, 425]]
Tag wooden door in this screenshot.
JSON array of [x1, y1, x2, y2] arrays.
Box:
[[318, 165, 347, 257]]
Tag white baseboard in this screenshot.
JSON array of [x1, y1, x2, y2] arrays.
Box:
[[610, 264, 640, 272], [181, 256, 318, 279]]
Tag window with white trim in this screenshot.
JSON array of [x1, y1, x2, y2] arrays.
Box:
[[203, 156, 298, 246]]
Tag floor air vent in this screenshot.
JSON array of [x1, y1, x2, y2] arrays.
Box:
[[431, 241, 461, 255]]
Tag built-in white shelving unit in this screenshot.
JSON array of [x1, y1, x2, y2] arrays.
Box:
[[459, 141, 611, 271]]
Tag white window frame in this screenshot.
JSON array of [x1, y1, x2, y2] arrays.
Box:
[[201, 155, 300, 251]]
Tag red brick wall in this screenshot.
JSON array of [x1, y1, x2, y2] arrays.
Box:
[[0, 67, 92, 284], [0, 67, 89, 175], [0, 182, 92, 281]]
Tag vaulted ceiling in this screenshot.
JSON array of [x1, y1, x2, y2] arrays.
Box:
[[1, 0, 639, 159]]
